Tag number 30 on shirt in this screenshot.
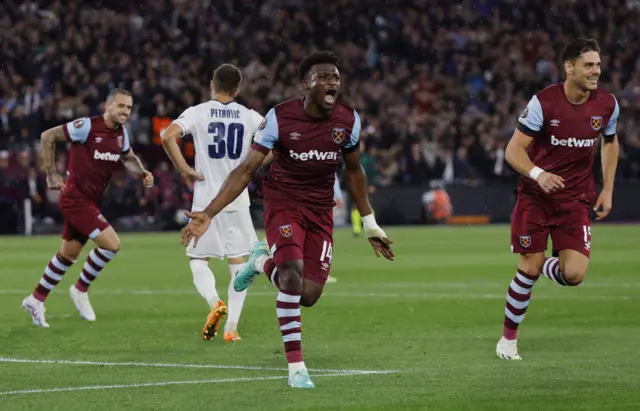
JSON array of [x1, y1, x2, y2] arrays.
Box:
[[208, 122, 244, 159]]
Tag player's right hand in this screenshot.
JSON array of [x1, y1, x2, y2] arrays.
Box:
[[46, 172, 66, 192], [181, 168, 205, 182], [536, 172, 565, 194], [180, 211, 212, 248]]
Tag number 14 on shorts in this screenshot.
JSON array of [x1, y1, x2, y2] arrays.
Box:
[[320, 240, 333, 270]]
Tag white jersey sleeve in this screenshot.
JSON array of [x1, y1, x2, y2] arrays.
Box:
[[250, 109, 265, 137], [186, 100, 263, 212], [172, 107, 198, 137]]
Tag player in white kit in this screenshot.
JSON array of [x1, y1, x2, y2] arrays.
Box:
[[161, 64, 261, 342]]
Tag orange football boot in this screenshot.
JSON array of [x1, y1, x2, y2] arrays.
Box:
[[224, 331, 242, 343], [202, 301, 227, 340]]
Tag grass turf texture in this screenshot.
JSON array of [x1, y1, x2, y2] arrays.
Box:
[[1, 225, 639, 410]]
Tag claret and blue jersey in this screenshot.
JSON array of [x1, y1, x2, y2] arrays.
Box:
[[63, 116, 131, 204], [515, 83, 619, 202], [251, 98, 361, 209]]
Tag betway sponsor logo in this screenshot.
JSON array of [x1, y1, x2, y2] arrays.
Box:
[[551, 135, 598, 148], [94, 150, 121, 162], [289, 149, 338, 161]]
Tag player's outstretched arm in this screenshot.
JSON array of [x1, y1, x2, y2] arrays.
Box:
[[343, 150, 394, 261], [160, 123, 203, 182], [41, 125, 68, 191], [506, 129, 565, 194], [121, 150, 154, 187]]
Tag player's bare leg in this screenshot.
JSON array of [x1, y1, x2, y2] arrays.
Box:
[[301, 279, 325, 307], [189, 257, 226, 340], [497, 252, 544, 360], [22, 239, 84, 327], [69, 226, 120, 322], [224, 256, 246, 343]]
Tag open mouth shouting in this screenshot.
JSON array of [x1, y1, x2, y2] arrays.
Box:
[[324, 88, 337, 105]]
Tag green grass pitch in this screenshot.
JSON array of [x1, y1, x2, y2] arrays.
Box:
[[1, 224, 640, 410]]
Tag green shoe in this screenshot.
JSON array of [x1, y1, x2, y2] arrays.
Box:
[[233, 240, 269, 292], [288, 370, 315, 389]]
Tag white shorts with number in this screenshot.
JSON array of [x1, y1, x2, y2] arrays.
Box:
[[186, 207, 258, 259]]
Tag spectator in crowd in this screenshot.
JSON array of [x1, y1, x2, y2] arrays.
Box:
[[1, 0, 640, 230]]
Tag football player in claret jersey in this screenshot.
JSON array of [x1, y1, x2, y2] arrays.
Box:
[[180, 51, 395, 388], [497, 38, 620, 360], [161, 64, 263, 343], [21, 89, 154, 327]]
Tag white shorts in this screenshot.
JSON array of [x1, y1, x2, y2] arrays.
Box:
[[186, 207, 258, 260]]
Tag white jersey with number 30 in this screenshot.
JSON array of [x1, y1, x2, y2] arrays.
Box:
[[173, 100, 264, 212]]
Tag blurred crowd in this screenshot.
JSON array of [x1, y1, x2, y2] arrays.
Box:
[[2, 0, 640, 230]]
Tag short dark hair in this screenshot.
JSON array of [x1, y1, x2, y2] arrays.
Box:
[[561, 38, 601, 62], [298, 51, 340, 80], [213, 64, 243, 94], [106, 88, 132, 101]]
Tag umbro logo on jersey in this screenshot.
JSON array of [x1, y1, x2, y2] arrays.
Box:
[[289, 132, 300, 139], [550, 119, 560, 127]]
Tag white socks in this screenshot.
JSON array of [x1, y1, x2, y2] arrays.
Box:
[[190, 259, 249, 333], [225, 263, 247, 332], [189, 259, 219, 308]]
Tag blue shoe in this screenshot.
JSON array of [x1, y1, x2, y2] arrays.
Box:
[[288, 370, 315, 389], [234, 240, 269, 292]]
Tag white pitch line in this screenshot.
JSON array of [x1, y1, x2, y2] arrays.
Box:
[[0, 371, 391, 396], [0, 357, 394, 375], [0, 289, 635, 300]]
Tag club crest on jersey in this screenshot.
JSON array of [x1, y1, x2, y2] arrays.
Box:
[[74, 119, 84, 128], [117, 135, 124, 148], [279, 224, 293, 238], [590, 116, 602, 131], [97, 214, 107, 223], [519, 235, 532, 248], [332, 128, 346, 144]]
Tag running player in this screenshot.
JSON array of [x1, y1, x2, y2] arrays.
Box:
[[22, 89, 154, 327], [496, 38, 620, 359], [180, 51, 394, 388]]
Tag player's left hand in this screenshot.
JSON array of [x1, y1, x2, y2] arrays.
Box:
[[594, 189, 613, 220], [364, 226, 395, 261], [180, 211, 212, 248], [141, 170, 154, 188], [335, 198, 344, 208]]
